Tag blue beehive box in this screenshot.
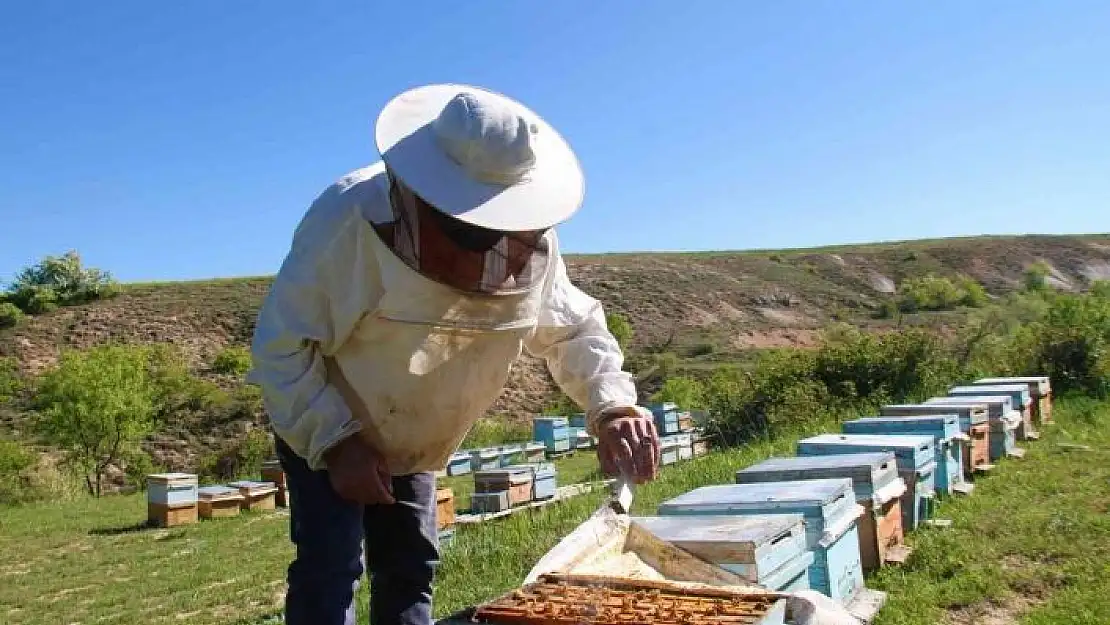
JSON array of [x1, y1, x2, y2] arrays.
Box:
[[843, 416, 971, 497], [734, 453, 907, 574], [949, 383, 1037, 441], [533, 417, 571, 453], [504, 463, 558, 500], [648, 402, 681, 435], [797, 434, 936, 531], [470, 448, 501, 472], [926, 395, 1022, 460], [569, 413, 587, 429], [633, 514, 814, 592], [497, 444, 525, 467], [446, 452, 471, 476], [657, 479, 865, 604]]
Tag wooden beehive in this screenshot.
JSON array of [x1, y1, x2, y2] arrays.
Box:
[[948, 384, 1037, 441], [842, 416, 971, 497], [973, 376, 1053, 426], [228, 480, 278, 511], [474, 467, 533, 507], [796, 434, 936, 531], [146, 473, 199, 528], [197, 485, 245, 520], [504, 463, 558, 501], [881, 403, 992, 478], [677, 411, 695, 432], [470, 448, 501, 472], [658, 479, 867, 605], [927, 395, 1022, 461], [632, 514, 813, 592], [523, 442, 546, 463], [736, 452, 908, 574], [260, 460, 288, 507], [436, 488, 456, 530], [675, 432, 694, 461], [692, 432, 710, 457]]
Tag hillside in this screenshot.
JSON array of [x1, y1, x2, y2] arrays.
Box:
[[3, 233, 1110, 470]]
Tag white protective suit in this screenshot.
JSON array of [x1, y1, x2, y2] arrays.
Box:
[[248, 162, 639, 474]]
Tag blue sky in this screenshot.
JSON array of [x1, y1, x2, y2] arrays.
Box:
[[2, 1, 1108, 283]]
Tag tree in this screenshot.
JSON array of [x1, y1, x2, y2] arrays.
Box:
[[33, 345, 158, 497], [605, 312, 634, 350], [651, 376, 706, 410], [1023, 261, 1052, 293]]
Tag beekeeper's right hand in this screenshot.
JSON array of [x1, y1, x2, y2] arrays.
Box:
[[323, 435, 396, 505]]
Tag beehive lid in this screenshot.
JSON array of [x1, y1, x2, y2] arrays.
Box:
[[975, 376, 1050, 395], [844, 415, 963, 442], [658, 479, 855, 517], [534, 416, 569, 425], [147, 472, 197, 486], [737, 452, 898, 488], [797, 433, 935, 471], [949, 384, 1031, 407], [472, 448, 500, 459], [198, 485, 243, 501], [449, 451, 471, 462], [881, 403, 989, 425], [648, 402, 679, 413], [260, 459, 282, 471], [631, 514, 805, 559], [475, 467, 533, 484], [927, 395, 1011, 417], [228, 480, 277, 493]]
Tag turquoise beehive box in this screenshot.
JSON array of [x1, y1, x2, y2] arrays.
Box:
[[926, 395, 1021, 460], [648, 402, 681, 435], [842, 416, 971, 497], [796, 434, 936, 531], [532, 417, 571, 454], [657, 479, 866, 604], [632, 514, 814, 592], [470, 448, 501, 471], [659, 435, 679, 465]]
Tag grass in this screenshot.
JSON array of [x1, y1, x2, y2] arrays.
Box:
[[2, 399, 1109, 624]]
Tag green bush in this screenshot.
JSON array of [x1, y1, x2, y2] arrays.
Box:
[[605, 312, 634, 350], [897, 274, 986, 313], [213, 346, 253, 376], [1024, 261, 1052, 292], [0, 302, 23, 328], [0, 439, 80, 505], [651, 376, 706, 410], [5, 250, 119, 315], [198, 428, 274, 481], [0, 357, 20, 403]]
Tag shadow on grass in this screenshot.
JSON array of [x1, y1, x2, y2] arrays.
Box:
[[88, 520, 156, 536]]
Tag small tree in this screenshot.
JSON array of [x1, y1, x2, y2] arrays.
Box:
[[0, 303, 24, 328], [605, 312, 634, 350], [33, 345, 158, 497], [5, 250, 118, 314], [1023, 261, 1052, 293], [651, 376, 706, 410]]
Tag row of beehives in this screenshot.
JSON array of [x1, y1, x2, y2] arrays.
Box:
[[145, 460, 289, 527], [627, 375, 1052, 615]]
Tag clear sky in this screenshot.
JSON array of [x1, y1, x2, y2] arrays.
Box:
[[2, 1, 1108, 283]]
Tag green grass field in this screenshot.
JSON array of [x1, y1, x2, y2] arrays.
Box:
[[2, 400, 1108, 625]]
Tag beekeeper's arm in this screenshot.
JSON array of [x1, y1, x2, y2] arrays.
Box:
[[248, 188, 377, 471], [523, 248, 641, 438]]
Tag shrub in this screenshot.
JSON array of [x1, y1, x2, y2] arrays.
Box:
[[198, 428, 274, 481], [955, 275, 990, 307], [688, 342, 716, 357], [0, 302, 23, 328], [0, 439, 80, 505], [605, 312, 634, 350], [213, 346, 253, 376], [0, 357, 20, 404], [5, 250, 119, 314], [651, 376, 706, 410], [1023, 261, 1052, 292], [32, 345, 159, 497]]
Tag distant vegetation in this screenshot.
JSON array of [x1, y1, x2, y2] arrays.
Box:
[[0, 251, 118, 319]]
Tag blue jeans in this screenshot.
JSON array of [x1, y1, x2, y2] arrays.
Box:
[[276, 437, 440, 625]]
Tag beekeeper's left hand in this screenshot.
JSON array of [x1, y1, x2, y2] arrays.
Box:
[[597, 406, 659, 484]]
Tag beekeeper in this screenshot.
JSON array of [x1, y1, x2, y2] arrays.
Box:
[[248, 83, 661, 625]]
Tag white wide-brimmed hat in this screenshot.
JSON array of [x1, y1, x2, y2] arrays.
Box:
[[374, 83, 585, 232]]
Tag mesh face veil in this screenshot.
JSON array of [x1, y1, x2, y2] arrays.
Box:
[[372, 169, 551, 296]]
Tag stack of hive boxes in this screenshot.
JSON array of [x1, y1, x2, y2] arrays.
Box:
[[261, 459, 289, 507], [228, 480, 279, 512], [842, 415, 973, 497], [948, 384, 1038, 442], [649, 402, 701, 465], [532, 417, 571, 458], [470, 463, 559, 514], [147, 473, 199, 527], [926, 395, 1022, 461], [735, 453, 909, 574], [880, 403, 992, 476], [197, 485, 244, 520], [655, 480, 868, 606]]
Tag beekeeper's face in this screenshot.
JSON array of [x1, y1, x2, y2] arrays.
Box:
[[375, 169, 550, 295]]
